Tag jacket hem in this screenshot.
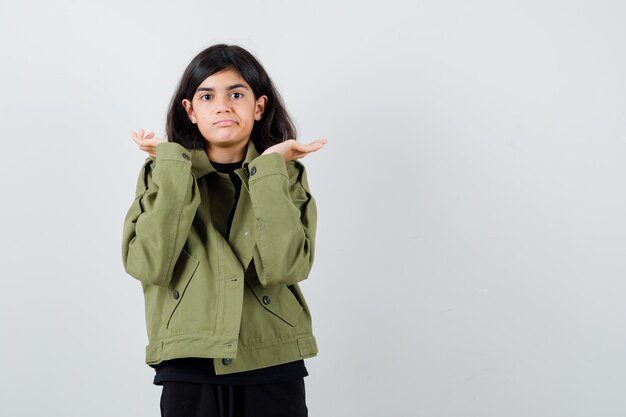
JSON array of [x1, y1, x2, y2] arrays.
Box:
[[145, 333, 239, 365], [145, 334, 318, 375]]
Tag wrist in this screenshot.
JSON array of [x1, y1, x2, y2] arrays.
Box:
[[261, 150, 286, 161]]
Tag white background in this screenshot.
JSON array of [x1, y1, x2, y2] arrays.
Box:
[[1, 1, 625, 416]]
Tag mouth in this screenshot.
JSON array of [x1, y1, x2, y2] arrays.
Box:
[[214, 120, 237, 126]]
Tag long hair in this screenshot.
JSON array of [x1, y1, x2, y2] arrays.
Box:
[[165, 44, 296, 152]]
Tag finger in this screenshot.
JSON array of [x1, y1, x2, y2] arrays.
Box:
[[309, 138, 328, 147], [138, 141, 153, 148], [295, 141, 325, 153], [134, 137, 146, 147], [294, 142, 326, 159], [145, 137, 164, 147], [136, 131, 159, 146], [294, 139, 325, 149], [132, 134, 143, 147]]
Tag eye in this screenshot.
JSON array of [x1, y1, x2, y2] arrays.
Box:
[[200, 94, 212, 101], [231, 92, 244, 99]]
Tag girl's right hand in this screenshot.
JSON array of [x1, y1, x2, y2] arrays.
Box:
[[131, 128, 166, 158]]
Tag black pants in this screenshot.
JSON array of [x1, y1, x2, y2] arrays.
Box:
[[160, 378, 308, 417]]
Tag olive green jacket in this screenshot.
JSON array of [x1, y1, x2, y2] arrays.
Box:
[[121, 140, 318, 374]]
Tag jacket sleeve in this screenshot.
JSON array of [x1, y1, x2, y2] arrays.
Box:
[[248, 151, 318, 288], [121, 142, 201, 288]]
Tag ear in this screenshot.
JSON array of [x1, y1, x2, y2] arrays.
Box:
[[182, 99, 197, 124], [254, 95, 268, 121]]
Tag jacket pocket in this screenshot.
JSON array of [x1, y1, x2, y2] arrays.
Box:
[[246, 281, 304, 327], [164, 248, 199, 329]]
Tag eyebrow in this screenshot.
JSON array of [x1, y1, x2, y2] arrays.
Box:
[[196, 83, 249, 93]]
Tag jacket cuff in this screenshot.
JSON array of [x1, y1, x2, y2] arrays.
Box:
[[156, 142, 192, 162], [248, 152, 288, 181]]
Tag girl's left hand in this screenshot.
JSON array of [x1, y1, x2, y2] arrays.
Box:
[[262, 138, 328, 161]]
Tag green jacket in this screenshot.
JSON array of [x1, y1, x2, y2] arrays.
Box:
[[121, 139, 318, 374]]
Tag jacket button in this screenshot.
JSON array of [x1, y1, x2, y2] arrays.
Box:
[[172, 289, 180, 299], [262, 295, 271, 305], [250, 166, 257, 176], [222, 358, 232, 365], [182, 153, 190, 160]]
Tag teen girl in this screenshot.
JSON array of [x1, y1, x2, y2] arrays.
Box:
[[122, 44, 326, 417]]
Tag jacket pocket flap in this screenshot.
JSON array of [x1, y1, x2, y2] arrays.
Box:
[[247, 282, 303, 327], [166, 249, 200, 328]]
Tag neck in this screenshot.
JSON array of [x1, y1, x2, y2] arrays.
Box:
[[205, 141, 247, 163]]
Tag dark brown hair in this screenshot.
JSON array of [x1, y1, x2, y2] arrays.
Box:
[[165, 44, 296, 152]]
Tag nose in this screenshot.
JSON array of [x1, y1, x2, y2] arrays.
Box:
[[214, 95, 231, 113]]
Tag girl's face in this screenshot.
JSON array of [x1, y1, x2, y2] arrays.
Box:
[[182, 68, 267, 150]]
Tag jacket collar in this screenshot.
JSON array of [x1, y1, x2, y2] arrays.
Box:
[[189, 140, 260, 179]]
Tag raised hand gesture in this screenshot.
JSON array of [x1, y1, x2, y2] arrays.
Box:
[[131, 128, 166, 158], [262, 138, 327, 161]]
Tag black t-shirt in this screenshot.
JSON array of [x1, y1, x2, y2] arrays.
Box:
[[152, 158, 307, 385], [152, 357, 308, 385]]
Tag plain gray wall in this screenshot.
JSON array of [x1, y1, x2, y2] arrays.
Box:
[[1, 0, 625, 416]]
